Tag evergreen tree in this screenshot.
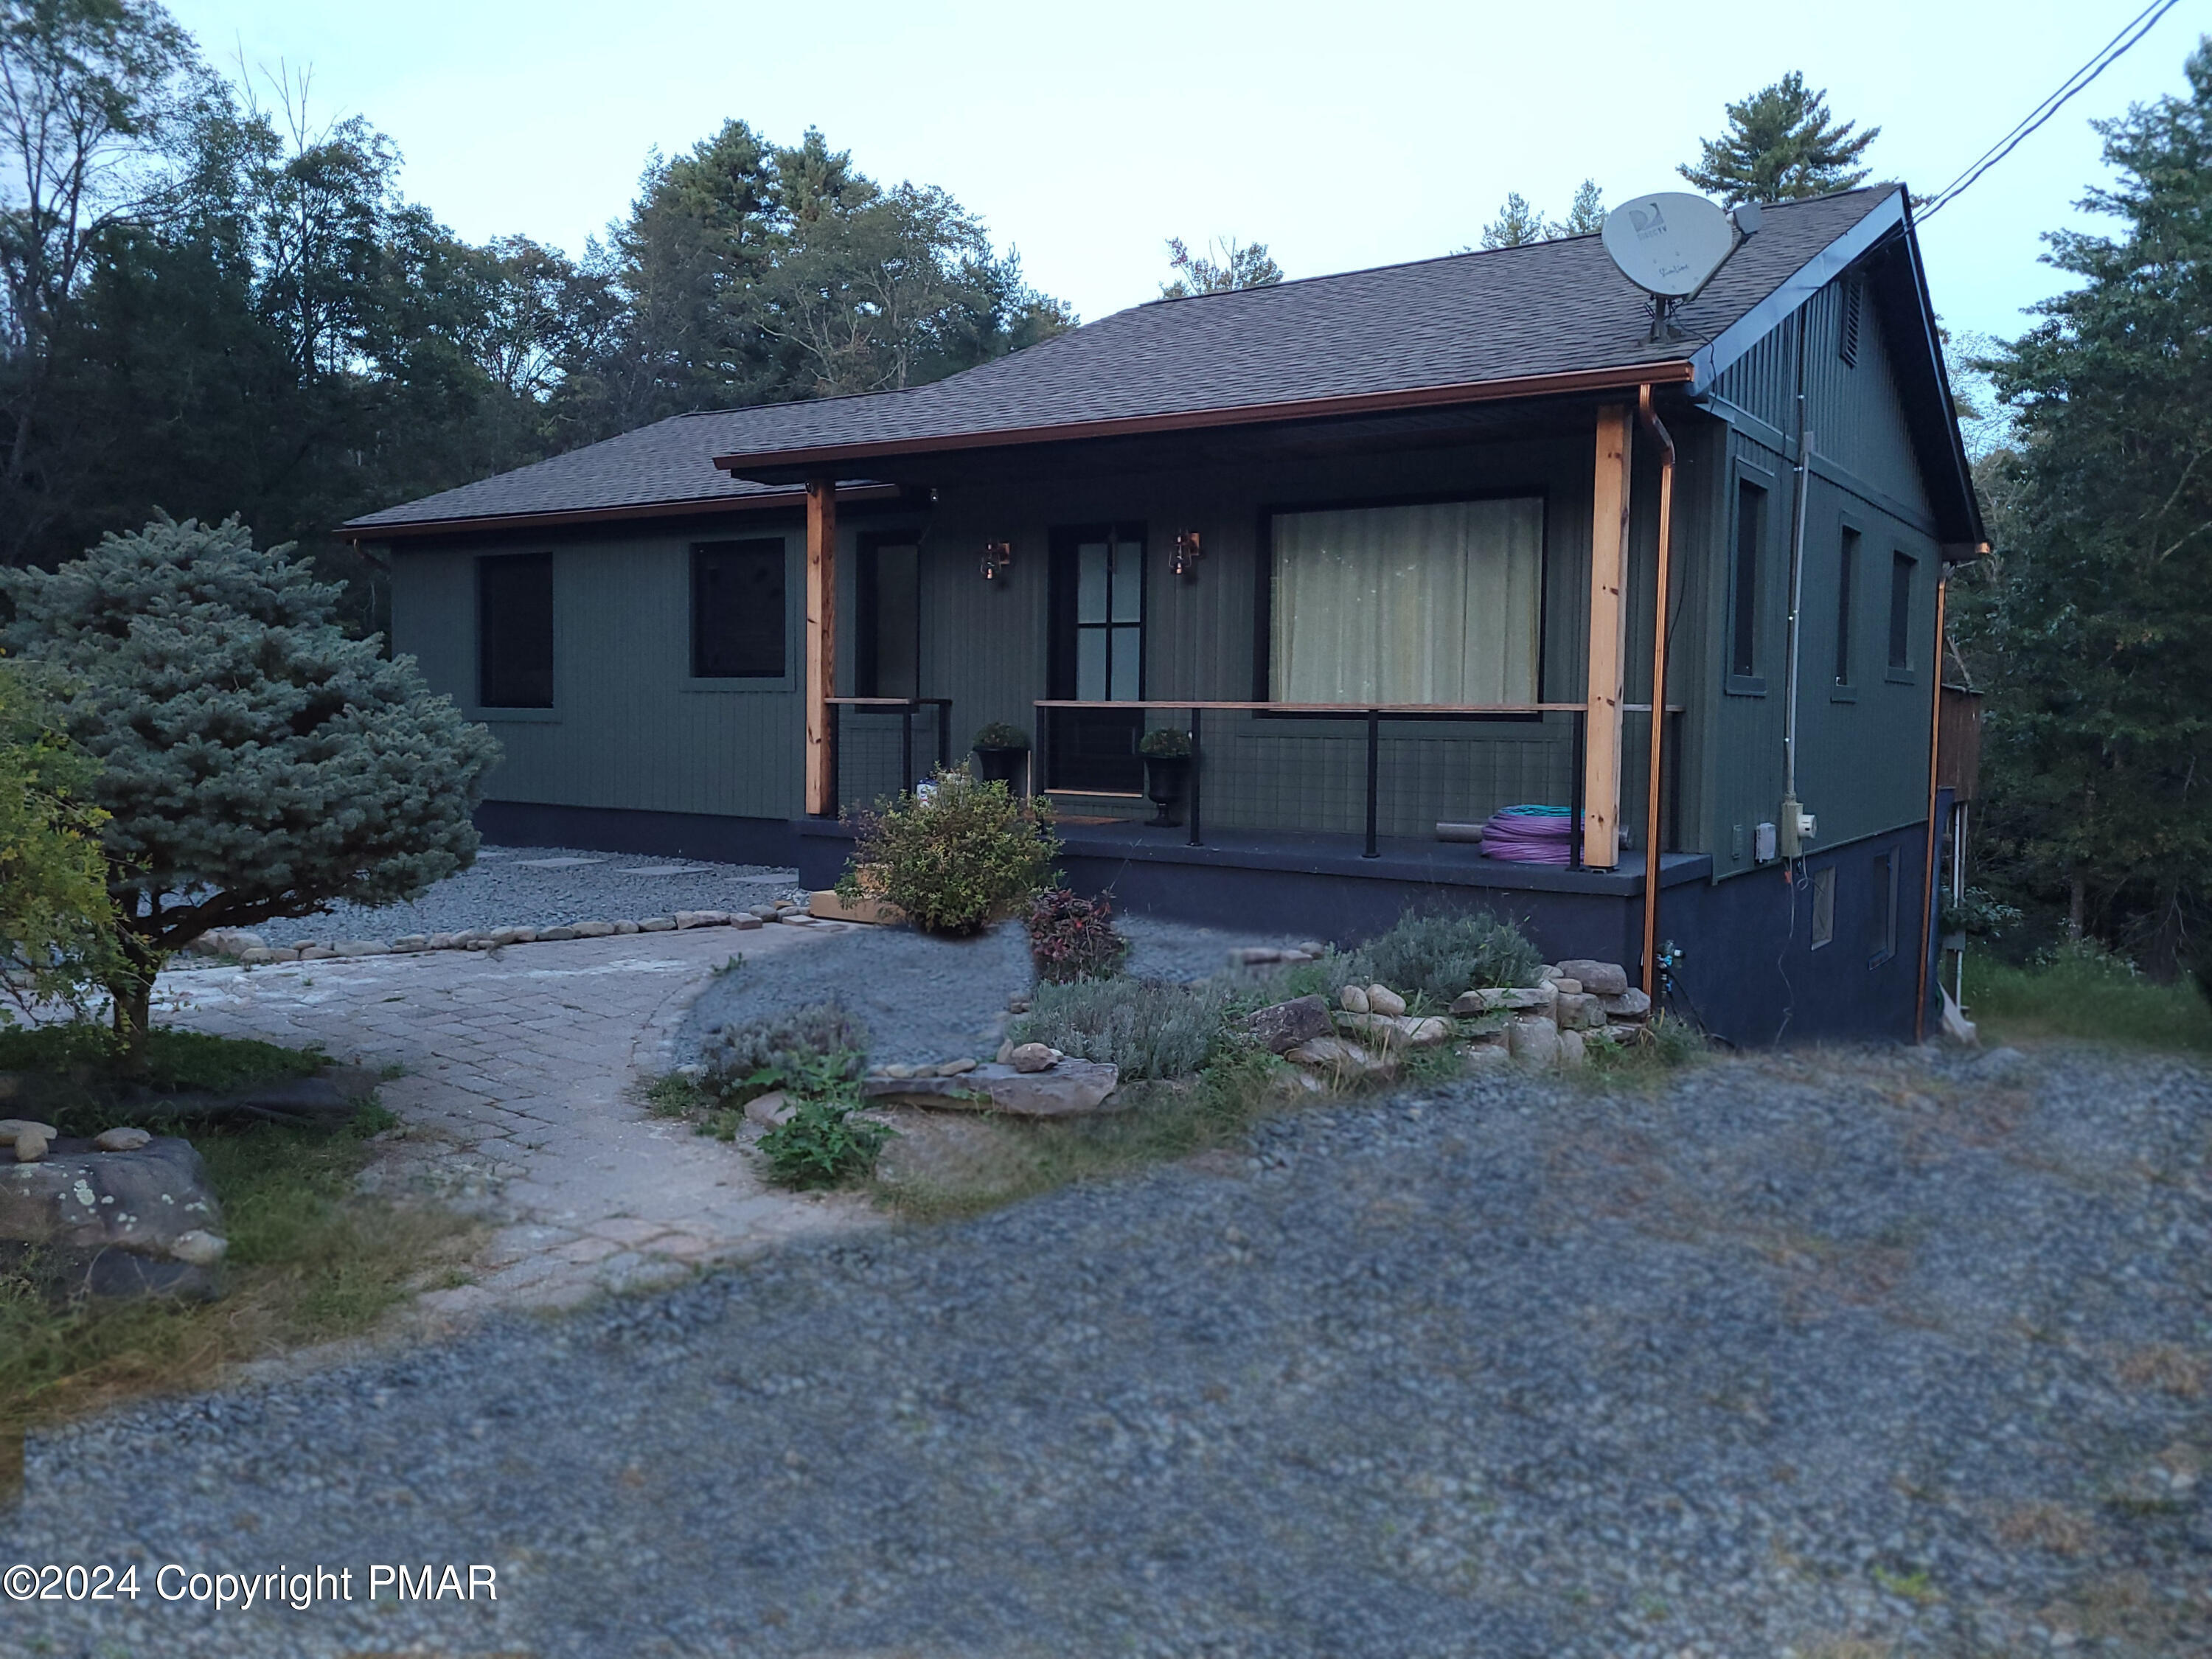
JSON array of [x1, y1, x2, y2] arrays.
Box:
[[0, 515, 499, 1051], [1478, 192, 1548, 248], [1554, 179, 1607, 236], [1953, 38, 2212, 969], [1678, 71, 1878, 204]]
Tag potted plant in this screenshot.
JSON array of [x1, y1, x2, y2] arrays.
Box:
[[1138, 727, 1193, 827], [971, 722, 1030, 790]]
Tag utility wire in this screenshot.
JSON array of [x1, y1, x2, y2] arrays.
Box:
[[1919, 0, 2183, 219]]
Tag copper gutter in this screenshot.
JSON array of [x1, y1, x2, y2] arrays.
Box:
[[1635, 385, 1675, 998], [713, 361, 1697, 477], [341, 482, 903, 543], [1914, 575, 1950, 1042]]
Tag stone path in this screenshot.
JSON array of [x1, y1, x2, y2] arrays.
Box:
[[150, 923, 880, 1313]]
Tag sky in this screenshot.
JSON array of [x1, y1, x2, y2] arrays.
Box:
[[160, 0, 2205, 348]]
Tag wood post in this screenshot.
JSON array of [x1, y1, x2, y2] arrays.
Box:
[[804, 479, 837, 818], [1582, 403, 1633, 869]]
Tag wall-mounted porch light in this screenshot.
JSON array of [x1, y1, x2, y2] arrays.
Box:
[[980, 540, 1012, 582], [1172, 529, 1203, 578]]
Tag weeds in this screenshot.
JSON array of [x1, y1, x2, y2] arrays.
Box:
[[700, 1003, 867, 1094], [757, 1088, 893, 1189]]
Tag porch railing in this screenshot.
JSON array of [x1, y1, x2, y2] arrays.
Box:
[[825, 697, 953, 810], [1032, 700, 1619, 863]]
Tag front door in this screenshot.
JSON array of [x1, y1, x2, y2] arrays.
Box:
[[1048, 525, 1145, 793]]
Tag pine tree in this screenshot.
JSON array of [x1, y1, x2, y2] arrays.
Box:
[[1953, 39, 2212, 970], [1678, 72, 1879, 205], [1554, 179, 1607, 236], [1478, 192, 1548, 249]]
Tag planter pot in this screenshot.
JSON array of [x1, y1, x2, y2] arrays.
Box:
[[973, 746, 1028, 790], [1142, 754, 1191, 827]]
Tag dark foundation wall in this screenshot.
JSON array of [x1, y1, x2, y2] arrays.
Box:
[[475, 801, 797, 867]]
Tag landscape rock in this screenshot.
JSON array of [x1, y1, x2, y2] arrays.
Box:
[[1366, 984, 1407, 1017], [1335, 1012, 1453, 1048], [296, 945, 337, 960], [729, 915, 764, 931], [170, 1229, 228, 1267], [1551, 978, 1582, 995], [0, 1135, 225, 1298], [93, 1127, 153, 1152], [490, 927, 537, 946], [0, 1119, 59, 1145], [1557, 959, 1631, 997], [933, 1057, 978, 1077], [1451, 986, 1555, 1015], [674, 911, 728, 930], [1598, 987, 1651, 1019], [639, 917, 676, 932], [863, 1059, 1121, 1118], [1507, 1016, 1562, 1068], [536, 926, 579, 942], [743, 1091, 795, 1130], [335, 939, 389, 957], [14, 1129, 49, 1161], [1009, 1043, 1060, 1074], [1340, 985, 1370, 1014], [569, 920, 616, 939], [614, 920, 641, 934], [1558, 1029, 1587, 1068], [1283, 1035, 1395, 1080], [392, 936, 431, 952], [1243, 995, 1334, 1055], [428, 933, 459, 950], [1554, 992, 1604, 1031], [1463, 1043, 1514, 1072]]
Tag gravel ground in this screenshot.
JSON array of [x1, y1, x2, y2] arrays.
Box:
[[236, 846, 800, 949], [10, 1042, 2211, 1657], [678, 915, 1322, 1068]]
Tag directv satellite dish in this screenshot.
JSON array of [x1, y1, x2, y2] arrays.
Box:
[[1601, 191, 1759, 339]]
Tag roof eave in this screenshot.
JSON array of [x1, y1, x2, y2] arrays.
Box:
[[340, 481, 901, 542], [709, 361, 1698, 481]]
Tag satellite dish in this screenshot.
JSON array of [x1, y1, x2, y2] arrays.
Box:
[[1601, 192, 1738, 298]]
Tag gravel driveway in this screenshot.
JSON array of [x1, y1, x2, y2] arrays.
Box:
[[9, 1043, 2210, 1657]]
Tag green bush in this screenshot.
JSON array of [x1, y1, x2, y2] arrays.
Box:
[[700, 1003, 867, 1093], [1349, 908, 1540, 1002], [757, 1089, 894, 1189], [1010, 976, 1237, 1079], [838, 768, 1059, 936], [1138, 727, 1192, 758], [973, 722, 1029, 751], [0, 662, 111, 1022]]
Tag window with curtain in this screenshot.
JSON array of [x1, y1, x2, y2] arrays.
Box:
[[1269, 498, 1543, 705]]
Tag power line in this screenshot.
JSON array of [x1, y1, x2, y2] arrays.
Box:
[[1919, 0, 2184, 219]]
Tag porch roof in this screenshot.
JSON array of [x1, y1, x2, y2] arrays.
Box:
[[706, 188, 1899, 480]]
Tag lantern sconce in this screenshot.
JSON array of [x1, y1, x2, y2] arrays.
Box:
[[1172, 529, 1203, 579], [980, 540, 1012, 582]]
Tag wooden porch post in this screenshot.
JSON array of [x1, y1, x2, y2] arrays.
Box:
[[804, 479, 837, 818], [1582, 403, 1633, 869]]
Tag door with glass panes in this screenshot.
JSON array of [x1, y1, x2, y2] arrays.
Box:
[[1047, 525, 1145, 793]]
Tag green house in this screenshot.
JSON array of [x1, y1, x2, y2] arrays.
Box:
[[350, 184, 1983, 1044]]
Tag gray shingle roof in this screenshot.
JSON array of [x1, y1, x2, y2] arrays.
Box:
[[351, 187, 1898, 531]]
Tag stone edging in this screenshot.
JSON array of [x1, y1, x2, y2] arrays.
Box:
[[189, 901, 831, 967]]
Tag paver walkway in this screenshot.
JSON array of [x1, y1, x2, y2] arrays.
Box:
[[150, 922, 880, 1312]]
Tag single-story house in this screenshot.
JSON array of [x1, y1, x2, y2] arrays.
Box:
[[348, 183, 1984, 1045]]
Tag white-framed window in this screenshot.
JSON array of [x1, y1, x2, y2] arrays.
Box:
[[1269, 497, 1543, 704]]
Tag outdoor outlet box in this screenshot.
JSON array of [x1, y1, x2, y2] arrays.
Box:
[[1753, 821, 1778, 863]]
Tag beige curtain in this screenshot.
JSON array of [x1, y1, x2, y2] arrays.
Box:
[[1271, 498, 1544, 704]]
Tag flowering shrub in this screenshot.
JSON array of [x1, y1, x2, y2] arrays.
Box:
[[836, 768, 1058, 936], [1027, 887, 1129, 984]]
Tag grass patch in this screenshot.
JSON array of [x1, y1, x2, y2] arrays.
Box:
[[0, 1036, 470, 1428], [877, 1048, 1292, 1222], [0, 1023, 323, 1094], [1966, 945, 2212, 1054]]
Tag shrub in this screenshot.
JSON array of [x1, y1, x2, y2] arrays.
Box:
[[0, 515, 498, 1053], [837, 768, 1058, 936], [700, 1003, 868, 1093], [973, 722, 1029, 751], [1010, 976, 1237, 1079], [1027, 887, 1129, 984], [0, 662, 111, 1023], [1352, 908, 1540, 1002], [1138, 727, 1192, 758]]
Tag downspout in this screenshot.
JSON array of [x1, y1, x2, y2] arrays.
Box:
[[1779, 308, 1813, 848], [1914, 574, 1949, 1042], [1636, 385, 1675, 997]]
